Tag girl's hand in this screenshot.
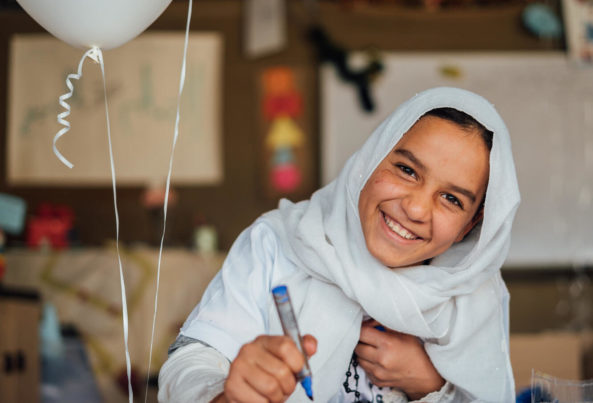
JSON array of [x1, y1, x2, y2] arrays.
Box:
[[354, 319, 445, 400], [215, 334, 317, 403]]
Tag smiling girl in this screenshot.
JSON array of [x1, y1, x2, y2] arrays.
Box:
[[158, 87, 520, 402]]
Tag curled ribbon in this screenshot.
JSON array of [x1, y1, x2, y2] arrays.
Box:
[[54, 46, 101, 168]]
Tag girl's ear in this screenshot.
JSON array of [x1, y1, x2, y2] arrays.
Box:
[[455, 206, 484, 243]]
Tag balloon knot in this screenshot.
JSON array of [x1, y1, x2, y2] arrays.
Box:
[[88, 47, 102, 64]]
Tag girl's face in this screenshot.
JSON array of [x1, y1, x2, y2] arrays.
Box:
[[358, 116, 490, 268]]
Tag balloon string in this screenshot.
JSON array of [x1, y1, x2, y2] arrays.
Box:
[[95, 48, 134, 403], [144, 0, 193, 401], [56, 47, 133, 402], [54, 47, 101, 168]]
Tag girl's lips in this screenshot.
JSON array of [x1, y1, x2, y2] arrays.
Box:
[[382, 212, 422, 240]]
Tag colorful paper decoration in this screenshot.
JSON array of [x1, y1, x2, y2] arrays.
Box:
[[261, 67, 306, 194], [263, 67, 295, 95], [266, 117, 305, 149], [273, 147, 294, 165], [271, 163, 302, 192], [263, 92, 302, 120]]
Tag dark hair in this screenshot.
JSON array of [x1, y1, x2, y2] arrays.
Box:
[[423, 107, 493, 151]]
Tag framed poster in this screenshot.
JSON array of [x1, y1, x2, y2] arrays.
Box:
[[7, 32, 223, 186]]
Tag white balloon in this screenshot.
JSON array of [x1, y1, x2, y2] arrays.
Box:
[[16, 0, 172, 50]]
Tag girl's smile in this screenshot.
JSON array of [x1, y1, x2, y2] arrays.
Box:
[[381, 211, 421, 241]]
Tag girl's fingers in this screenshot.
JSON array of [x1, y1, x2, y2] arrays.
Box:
[[225, 369, 269, 403], [354, 341, 379, 363], [355, 355, 377, 372], [302, 334, 317, 357], [362, 318, 381, 328], [226, 335, 307, 402], [252, 349, 297, 396], [358, 323, 390, 346], [259, 335, 305, 374], [245, 364, 291, 403], [356, 356, 391, 387]]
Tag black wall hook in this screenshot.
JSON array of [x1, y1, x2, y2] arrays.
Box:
[[308, 25, 383, 112]]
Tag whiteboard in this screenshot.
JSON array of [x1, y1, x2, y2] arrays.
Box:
[[7, 33, 223, 186], [321, 52, 593, 267]]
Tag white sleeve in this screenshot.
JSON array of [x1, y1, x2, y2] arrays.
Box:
[[408, 381, 474, 403], [407, 381, 455, 403], [377, 381, 471, 403], [158, 341, 230, 403]]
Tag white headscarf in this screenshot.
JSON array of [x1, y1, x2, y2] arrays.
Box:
[[262, 87, 520, 401]]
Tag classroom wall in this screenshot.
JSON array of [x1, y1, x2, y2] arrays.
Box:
[[0, 0, 560, 249], [2, 0, 588, 335]]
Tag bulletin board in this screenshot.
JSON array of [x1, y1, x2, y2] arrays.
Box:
[[7, 32, 222, 186], [322, 52, 593, 267]]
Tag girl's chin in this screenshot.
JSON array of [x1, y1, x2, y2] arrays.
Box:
[[372, 247, 423, 268]]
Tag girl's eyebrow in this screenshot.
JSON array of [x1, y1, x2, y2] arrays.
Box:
[[446, 183, 477, 204], [394, 148, 478, 204], [394, 148, 426, 172]]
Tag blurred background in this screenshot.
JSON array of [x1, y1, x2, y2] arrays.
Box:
[[0, 0, 592, 402]]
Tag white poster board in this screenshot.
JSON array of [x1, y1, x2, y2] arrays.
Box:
[[7, 32, 223, 186], [322, 52, 593, 267]]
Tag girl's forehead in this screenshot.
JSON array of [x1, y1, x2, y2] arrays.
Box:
[[393, 116, 487, 152], [354, 96, 503, 197]]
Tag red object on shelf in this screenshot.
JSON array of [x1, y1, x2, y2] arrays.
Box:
[[26, 203, 74, 249], [0, 255, 5, 280]]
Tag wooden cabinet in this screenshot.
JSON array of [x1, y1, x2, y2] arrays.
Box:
[[0, 287, 40, 403]]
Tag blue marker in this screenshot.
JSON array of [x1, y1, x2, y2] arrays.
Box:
[[272, 285, 314, 401]]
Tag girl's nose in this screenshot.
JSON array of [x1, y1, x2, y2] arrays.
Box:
[[402, 191, 431, 223]]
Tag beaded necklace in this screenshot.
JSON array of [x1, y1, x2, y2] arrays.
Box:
[[343, 353, 363, 402]]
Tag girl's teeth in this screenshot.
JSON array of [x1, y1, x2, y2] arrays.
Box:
[[384, 214, 418, 240]]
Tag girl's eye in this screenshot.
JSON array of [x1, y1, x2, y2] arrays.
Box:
[[442, 193, 463, 209], [396, 164, 416, 179]]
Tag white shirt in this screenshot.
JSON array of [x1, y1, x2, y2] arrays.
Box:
[[159, 222, 458, 402]]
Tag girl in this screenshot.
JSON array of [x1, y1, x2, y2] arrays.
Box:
[[158, 87, 520, 402]]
